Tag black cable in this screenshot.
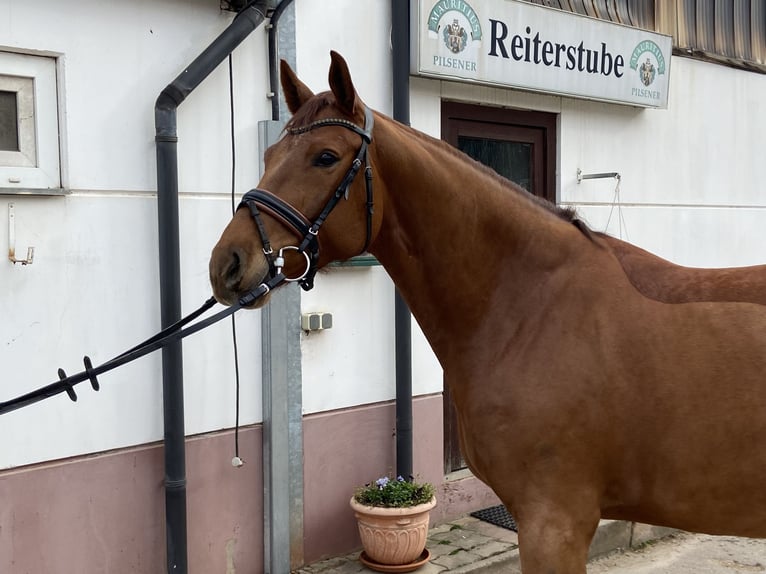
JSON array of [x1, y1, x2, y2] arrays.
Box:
[[228, 53, 243, 464]]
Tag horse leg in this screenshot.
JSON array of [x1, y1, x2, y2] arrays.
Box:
[[514, 501, 600, 574]]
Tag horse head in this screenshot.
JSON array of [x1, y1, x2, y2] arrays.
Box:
[[209, 51, 382, 306]]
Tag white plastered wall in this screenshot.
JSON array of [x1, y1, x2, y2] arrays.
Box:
[[0, 0, 270, 468], [562, 57, 766, 268]]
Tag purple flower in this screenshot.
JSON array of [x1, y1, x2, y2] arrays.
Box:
[[375, 476, 390, 489]]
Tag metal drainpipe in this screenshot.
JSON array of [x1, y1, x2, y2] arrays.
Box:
[[154, 3, 269, 572], [391, 0, 414, 481]]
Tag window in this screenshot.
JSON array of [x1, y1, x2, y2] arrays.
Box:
[[0, 51, 61, 192], [0, 76, 36, 167], [0, 90, 20, 151], [442, 102, 557, 202]]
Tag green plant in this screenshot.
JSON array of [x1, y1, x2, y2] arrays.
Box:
[[353, 476, 435, 508]]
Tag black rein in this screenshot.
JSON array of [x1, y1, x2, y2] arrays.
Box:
[[0, 273, 285, 416]]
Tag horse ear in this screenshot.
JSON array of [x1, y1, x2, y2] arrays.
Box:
[[280, 59, 314, 114], [328, 51, 357, 116]]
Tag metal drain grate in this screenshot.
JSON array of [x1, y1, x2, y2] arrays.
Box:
[[470, 504, 518, 532]]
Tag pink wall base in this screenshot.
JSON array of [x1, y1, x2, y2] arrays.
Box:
[[2, 394, 501, 571], [0, 427, 263, 574]]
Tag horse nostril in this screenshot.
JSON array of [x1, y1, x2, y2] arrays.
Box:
[[224, 249, 243, 289], [229, 251, 241, 277]]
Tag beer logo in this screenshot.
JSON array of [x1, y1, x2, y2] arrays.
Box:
[[444, 18, 469, 53], [630, 40, 665, 86], [427, 1, 483, 55]]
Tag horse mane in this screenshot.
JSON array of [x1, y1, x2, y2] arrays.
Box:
[[394, 118, 596, 240], [287, 93, 595, 240]]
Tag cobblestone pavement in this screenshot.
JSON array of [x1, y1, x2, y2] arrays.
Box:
[[293, 516, 677, 574], [294, 516, 683, 574], [293, 515, 520, 574]]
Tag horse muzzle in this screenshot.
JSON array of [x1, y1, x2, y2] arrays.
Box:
[[209, 242, 269, 307]]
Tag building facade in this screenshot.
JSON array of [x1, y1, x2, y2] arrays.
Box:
[[1, 1, 764, 572]]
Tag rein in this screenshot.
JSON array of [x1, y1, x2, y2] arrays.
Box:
[[0, 273, 286, 416], [238, 105, 374, 291]]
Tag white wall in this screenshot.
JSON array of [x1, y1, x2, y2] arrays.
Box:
[[562, 57, 766, 267], [1, 0, 270, 468], [294, 1, 392, 113]]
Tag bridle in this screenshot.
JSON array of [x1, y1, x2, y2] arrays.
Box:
[[237, 105, 375, 291]]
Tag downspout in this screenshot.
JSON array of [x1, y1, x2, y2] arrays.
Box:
[[391, 0, 413, 481], [154, 3, 269, 573]]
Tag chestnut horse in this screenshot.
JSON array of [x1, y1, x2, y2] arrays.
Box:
[[209, 52, 766, 572]]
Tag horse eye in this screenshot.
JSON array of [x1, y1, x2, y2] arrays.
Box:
[[314, 151, 339, 167]]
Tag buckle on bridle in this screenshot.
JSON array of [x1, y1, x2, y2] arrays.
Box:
[[276, 246, 312, 283]]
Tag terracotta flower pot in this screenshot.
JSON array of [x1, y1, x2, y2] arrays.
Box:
[[349, 496, 437, 566]]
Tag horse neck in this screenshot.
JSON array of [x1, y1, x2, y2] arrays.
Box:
[[367, 115, 582, 363]]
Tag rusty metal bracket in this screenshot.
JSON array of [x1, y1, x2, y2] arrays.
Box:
[[8, 203, 34, 265]]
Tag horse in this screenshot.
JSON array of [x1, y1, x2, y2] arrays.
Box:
[[209, 51, 766, 573]]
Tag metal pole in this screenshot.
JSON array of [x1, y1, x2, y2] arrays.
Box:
[[391, 0, 413, 481], [262, 6, 302, 567]]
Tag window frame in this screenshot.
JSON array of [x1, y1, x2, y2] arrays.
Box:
[[0, 50, 63, 194]]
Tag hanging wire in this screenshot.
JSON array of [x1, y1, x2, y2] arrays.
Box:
[[604, 176, 629, 241], [228, 53, 244, 467]]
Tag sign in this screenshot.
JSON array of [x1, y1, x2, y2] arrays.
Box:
[[412, 0, 672, 108]]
